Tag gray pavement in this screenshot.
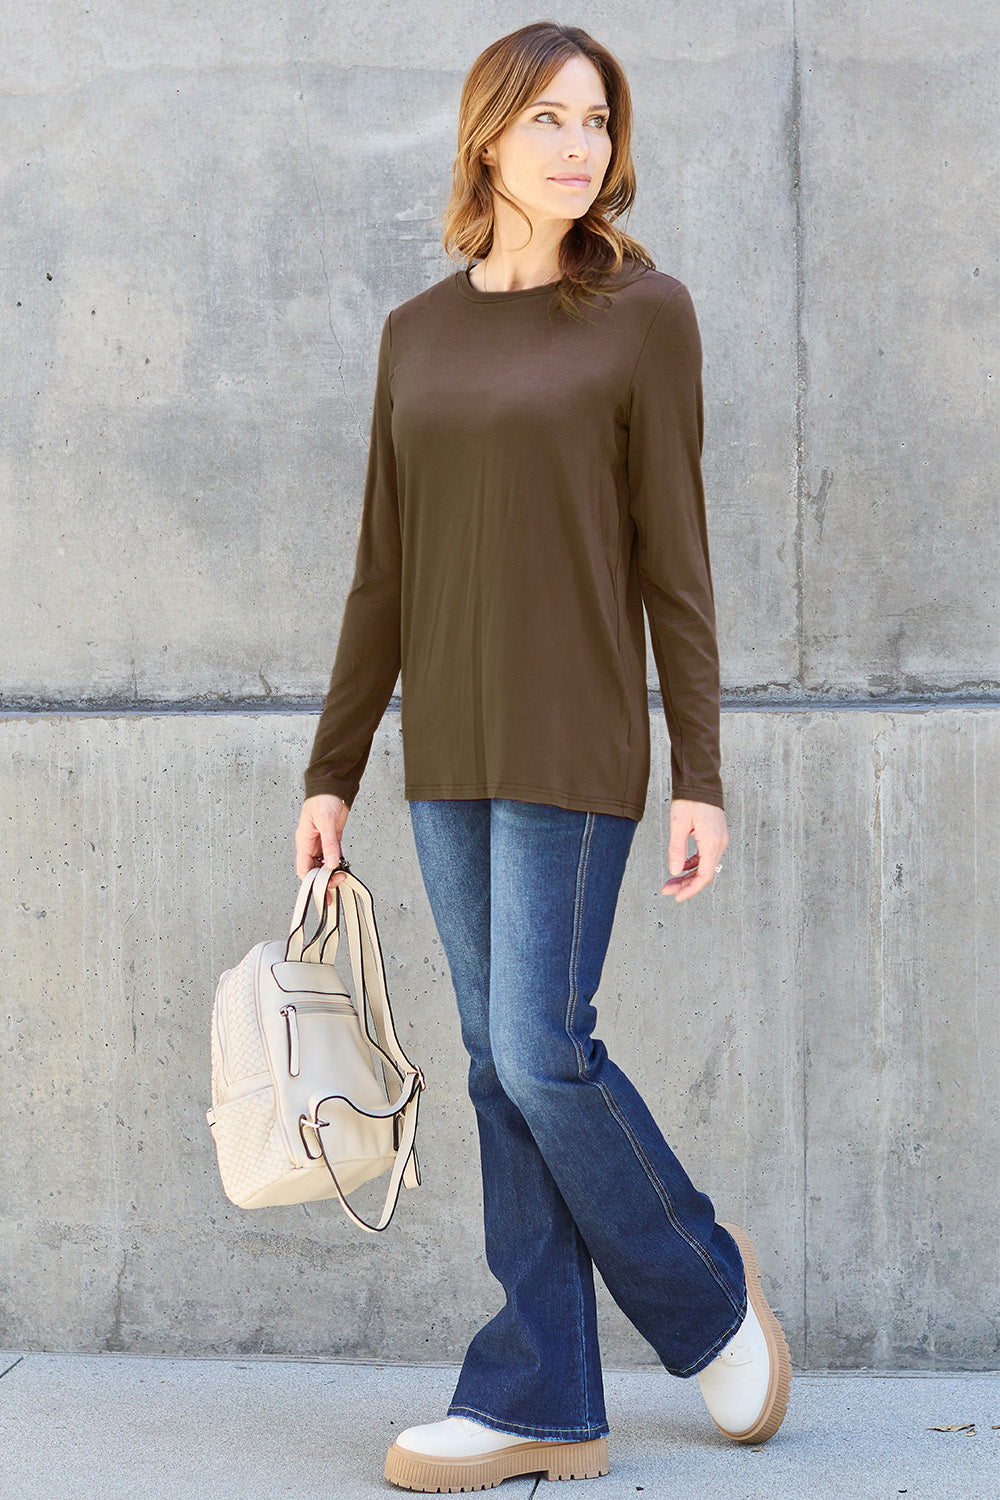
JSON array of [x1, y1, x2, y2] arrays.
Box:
[[0, 1352, 997, 1500]]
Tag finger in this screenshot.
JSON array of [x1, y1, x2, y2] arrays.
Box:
[[667, 832, 691, 877], [322, 812, 355, 896], [673, 853, 724, 903], [660, 854, 699, 893], [323, 869, 351, 903], [672, 866, 714, 902], [294, 832, 322, 880], [319, 831, 342, 867], [667, 809, 694, 875]]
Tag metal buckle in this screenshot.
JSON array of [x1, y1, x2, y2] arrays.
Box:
[[298, 1113, 330, 1160]]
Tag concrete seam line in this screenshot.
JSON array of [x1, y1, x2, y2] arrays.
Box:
[[2, 692, 1000, 718]]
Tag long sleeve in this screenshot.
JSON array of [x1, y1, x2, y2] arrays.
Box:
[[626, 283, 724, 810], [303, 312, 401, 805]]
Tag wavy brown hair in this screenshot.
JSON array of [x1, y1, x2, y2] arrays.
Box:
[[439, 21, 656, 319]]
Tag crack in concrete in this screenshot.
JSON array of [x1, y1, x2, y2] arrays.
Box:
[[869, 730, 891, 1366], [0, 1355, 25, 1380], [807, 467, 835, 540], [791, 1, 807, 696], [288, 43, 365, 444], [789, 0, 811, 1373], [105, 1248, 129, 1353]]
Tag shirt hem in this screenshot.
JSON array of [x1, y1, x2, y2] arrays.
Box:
[[404, 778, 645, 821]]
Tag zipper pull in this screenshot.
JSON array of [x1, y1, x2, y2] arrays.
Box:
[[279, 1004, 300, 1077]]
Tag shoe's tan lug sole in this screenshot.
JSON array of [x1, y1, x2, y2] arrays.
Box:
[[717, 1222, 792, 1444], [384, 1434, 609, 1492]]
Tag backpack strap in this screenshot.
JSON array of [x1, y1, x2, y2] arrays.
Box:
[[336, 874, 423, 1193], [309, 1074, 421, 1233], [337, 876, 420, 1080]]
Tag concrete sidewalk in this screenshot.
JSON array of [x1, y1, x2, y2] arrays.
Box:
[[0, 1352, 996, 1500]]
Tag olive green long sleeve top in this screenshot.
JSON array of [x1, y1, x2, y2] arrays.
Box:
[[303, 260, 724, 820]]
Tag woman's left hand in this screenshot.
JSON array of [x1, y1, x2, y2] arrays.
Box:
[[661, 799, 729, 903]]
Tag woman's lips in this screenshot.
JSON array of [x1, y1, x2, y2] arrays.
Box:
[[549, 176, 591, 187]]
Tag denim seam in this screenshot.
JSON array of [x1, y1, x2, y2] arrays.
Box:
[[574, 1241, 592, 1428], [596, 1080, 746, 1322], [565, 811, 596, 1086], [447, 1402, 609, 1442], [565, 810, 597, 1429]]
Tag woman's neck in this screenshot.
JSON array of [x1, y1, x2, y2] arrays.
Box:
[[472, 258, 562, 293], [474, 219, 568, 292]]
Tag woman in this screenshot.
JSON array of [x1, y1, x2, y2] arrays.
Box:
[[295, 21, 791, 1494]]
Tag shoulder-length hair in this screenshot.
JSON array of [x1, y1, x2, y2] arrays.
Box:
[[439, 21, 656, 320]]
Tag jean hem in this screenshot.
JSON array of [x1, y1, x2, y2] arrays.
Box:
[[447, 1402, 610, 1443], [669, 1294, 749, 1379]]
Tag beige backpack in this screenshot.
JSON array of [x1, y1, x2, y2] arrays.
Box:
[[207, 863, 423, 1231]]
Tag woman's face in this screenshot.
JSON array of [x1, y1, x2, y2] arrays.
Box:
[[482, 54, 614, 229]]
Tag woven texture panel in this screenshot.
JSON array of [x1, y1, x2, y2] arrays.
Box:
[[213, 951, 267, 1092], [209, 947, 290, 1206], [211, 1089, 290, 1205]]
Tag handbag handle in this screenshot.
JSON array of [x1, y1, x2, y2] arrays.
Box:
[[285, 861, 349, 964]]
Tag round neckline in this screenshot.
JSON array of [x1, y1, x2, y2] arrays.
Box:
[[456, 266, 562, 303]]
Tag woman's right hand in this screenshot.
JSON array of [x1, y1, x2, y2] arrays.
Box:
[[295, 793, 352, 897]]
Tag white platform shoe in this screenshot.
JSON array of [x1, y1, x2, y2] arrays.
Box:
[[384, 1414, 609, 1492], [696, 1223, 792, 1444]]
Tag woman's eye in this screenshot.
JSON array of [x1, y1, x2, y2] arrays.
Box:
[[532, 112, 609, 128]]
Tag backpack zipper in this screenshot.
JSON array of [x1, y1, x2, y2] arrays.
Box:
[[279, 997, 356, 1078]]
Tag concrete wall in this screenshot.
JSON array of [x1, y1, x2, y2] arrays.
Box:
[[1, 2, 997, 1368], [2, 708, 997, 1370]]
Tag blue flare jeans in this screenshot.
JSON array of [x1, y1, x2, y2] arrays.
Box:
[[408, 796, 747, 1442]]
